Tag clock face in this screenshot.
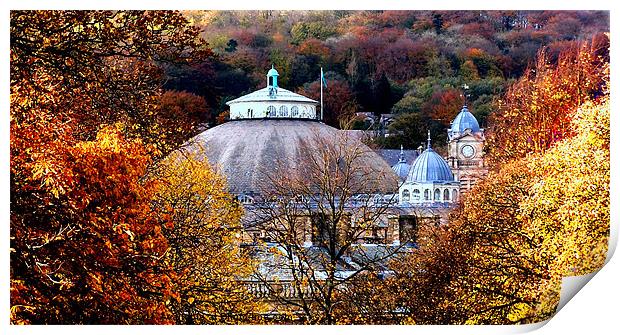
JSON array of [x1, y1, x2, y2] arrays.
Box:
[[461, 145, 475, 158]]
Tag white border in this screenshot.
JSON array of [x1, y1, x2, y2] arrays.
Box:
[[2, 1, 617, 334]]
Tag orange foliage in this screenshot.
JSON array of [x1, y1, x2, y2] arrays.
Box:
[[297, 79, 359, 127], [425, 88, 465, 127], [464, 47, 486, 59], [10, 10, 209, 324], [486, 34, 609, 166], [11, 126, 176, 324], [298, 38, 331, 59], [152, 90, 210, 155]]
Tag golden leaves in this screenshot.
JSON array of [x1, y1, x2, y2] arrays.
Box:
[[150, 145, 261, 323], [521, 95, 609, 277]]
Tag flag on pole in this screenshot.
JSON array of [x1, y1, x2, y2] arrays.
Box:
[[320, 68, 324, 121]]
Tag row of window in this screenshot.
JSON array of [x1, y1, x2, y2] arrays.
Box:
[[259, 105, 314, 118], [240, 190, 455, 205], [265, 105, 298, 117], [401, 188, 458, 202], [240, 105, 317, 118]]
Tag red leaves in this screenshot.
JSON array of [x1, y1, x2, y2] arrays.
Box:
[[297, 79, 359, 127], [486, 34, 609, 167], [10, 10, 207, 324], [150, 90, 210, 155], [425, 88, 465, 127]]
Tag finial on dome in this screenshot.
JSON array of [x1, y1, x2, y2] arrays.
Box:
[[427, 130, 432, 149], [398, 145, 406, 163]]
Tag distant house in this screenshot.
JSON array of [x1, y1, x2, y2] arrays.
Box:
[[379, 113, 397, 137]]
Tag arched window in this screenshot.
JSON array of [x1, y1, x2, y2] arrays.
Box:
[[402, 189, 410, 202], [424, 189, 430, 200], [452, 189, 458, 202], [434, 189, 441, 201], [291, 106, 299, 117], [237, 195, 254, 204], [412, 189, 420, 200], [444, 189, 450, 201], [279, 105, 288, 117], [267, 105, 276, 117]]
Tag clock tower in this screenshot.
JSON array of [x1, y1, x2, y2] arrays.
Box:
[[446, 105, 487, 193]]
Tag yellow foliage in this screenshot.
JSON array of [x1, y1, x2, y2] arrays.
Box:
[[522, 96, 609, 277], [152, 145, 264, 324]]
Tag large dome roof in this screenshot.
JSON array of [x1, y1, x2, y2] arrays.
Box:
[[406, 148, 454, 183], [449, 105, 480, 134], [185, 119, 399, 195]]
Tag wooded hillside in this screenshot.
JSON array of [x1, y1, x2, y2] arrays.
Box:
[[166, 10, 609, 147]]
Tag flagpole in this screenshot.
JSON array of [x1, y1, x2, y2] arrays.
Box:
[[320, 67, 324, 121]]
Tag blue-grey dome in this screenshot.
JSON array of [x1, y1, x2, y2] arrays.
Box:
[[450, 105, 480, 134], [392, 162, 411, 181], [406, 148, 454, 182], [391, 146, 411, 180]]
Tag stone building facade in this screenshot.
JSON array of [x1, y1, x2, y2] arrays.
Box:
[[446, 105, 488, 193]]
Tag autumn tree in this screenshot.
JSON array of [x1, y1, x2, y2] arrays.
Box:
[[10, 126, 177, 324], [331, 271, 404, 324], [376, 38, 435, 83], [11, 10, 210, 146], [389, 215, 473, 324], [392, 158, 557, 325], [249, 132, 405, 324], [151, 90, 210, 155], [424, 88, 465, 127], [297, 78, 360, 128], [151, 146, 263, 324], [521, 93, 610, 279], [10, 10, 209, 324], [391, 44, 610, 326], [486, 34, 609, 166], [298, 38, 331, 60]]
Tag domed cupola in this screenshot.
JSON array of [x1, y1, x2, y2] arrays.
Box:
[[391, 145, 411, 181], [449, 105, 480, 140], [406, 131, 454, 183], [267, 65, 279, 88]]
